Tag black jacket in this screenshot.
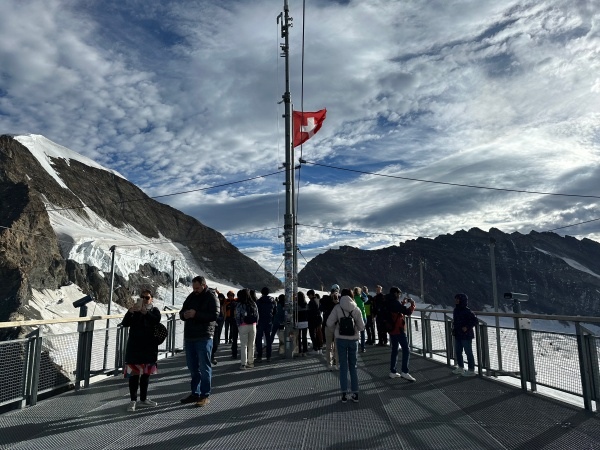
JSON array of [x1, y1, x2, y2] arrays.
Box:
[[122, 307, 161, 364], [256, 295, 277, 325], [308, 298, 322, 327], [179, 288, 220, 340]]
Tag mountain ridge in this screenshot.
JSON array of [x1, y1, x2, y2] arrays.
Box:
[[298, 227, 600, 316], [0, 134, 282, 322]]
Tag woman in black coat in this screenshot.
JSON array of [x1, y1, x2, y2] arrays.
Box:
[[122, 289, 161, 412]]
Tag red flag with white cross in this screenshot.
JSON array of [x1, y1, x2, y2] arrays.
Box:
[[293, 109, 327, 147]]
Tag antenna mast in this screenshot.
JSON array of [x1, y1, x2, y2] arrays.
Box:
[[278, 0, 296, 358]]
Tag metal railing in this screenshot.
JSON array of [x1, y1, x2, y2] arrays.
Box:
[[408, 310, 600, 411], [0, 309, 182, 409], [1, 308, 599, 412]]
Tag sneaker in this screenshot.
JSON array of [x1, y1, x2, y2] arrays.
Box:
[[462, 370, 477, 377], [389, 372, 402, 379], [341, 393, 347, 403], [127, 400, 136, 412], [195, 396, 210, 407], [180, 394, 200, 404], [240, 364, 246, 370], [401, 372, 416, 382], [351, 393, 359, 403], [452, 367, 465, 375], [211, 359, 218, 365], [137, 399, 157, 408], [361, 348, 366, 353], [246, 363, 254, 368]]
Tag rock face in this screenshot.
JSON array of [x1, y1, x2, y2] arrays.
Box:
[[298, 227, 600, 316], [0, 135, 281, 321]]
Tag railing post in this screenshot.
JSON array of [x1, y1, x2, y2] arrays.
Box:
[[114, 325, 123, 377], [478, 320, 490, 376], [576, 323, 599, 411], [421, 316, 428, 356], [474, 321, 483, 376], [84, 321, 95, 388], [19, 335, 32, 409], [23, 329, 42, 407], [444, 314, 453, 366]]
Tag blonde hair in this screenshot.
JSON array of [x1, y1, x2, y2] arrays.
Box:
[[353, 286, 362, 296]]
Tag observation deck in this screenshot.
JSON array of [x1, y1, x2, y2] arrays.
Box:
[[2, 345, 600, 449]]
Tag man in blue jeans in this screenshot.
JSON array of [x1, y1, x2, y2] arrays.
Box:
[[179, 276, 219, 407], [385, 286, 417, 382]]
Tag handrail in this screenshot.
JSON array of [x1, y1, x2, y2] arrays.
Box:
[[0, 309, 182, 329], [413, 308, 600, 323]]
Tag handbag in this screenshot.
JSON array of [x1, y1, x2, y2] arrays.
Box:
[[153, 322, 168, 345]]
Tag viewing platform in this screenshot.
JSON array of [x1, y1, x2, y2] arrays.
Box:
[[2, 345, 599, 450]]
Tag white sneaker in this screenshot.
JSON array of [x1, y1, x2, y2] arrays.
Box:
[[137, 399, 157, 407], [462, 370, 477, 377], [452, 367, 465, 375], [389, 372, 402, 379], [127, 401, 136, 412], [240, 364, 246, 370], [401, 372, 416, 382]]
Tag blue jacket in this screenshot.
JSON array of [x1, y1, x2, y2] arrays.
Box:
[[453, 296, 478, 340]]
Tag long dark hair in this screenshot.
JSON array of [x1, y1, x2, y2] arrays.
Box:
[[237, 288, 251, 304], [297, 291, 307, 307]]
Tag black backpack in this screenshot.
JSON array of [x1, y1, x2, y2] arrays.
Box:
[[243, 302, 258, 324], [338, 308, 355, 336]]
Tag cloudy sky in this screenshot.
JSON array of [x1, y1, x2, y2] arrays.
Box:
[[1, 0, 599, 275]]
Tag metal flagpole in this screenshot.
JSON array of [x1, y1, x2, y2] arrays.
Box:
[[103, 245, 116, 371], [278, 0, 296, 359]]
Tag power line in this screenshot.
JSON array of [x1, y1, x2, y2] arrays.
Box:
[[300, 160, 600, 200]]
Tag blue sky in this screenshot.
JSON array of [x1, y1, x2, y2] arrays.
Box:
[[1, 0, 599, 275]]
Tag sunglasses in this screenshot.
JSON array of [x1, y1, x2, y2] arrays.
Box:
[[140, 295, 151, 300]]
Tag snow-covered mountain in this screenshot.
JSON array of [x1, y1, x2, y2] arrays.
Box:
[[0, 134, 282, 327]]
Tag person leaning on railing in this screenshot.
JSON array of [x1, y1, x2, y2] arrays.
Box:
[[122, 289, 161, 412]]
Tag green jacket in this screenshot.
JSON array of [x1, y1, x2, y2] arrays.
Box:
[[354, 294, 366, 319]]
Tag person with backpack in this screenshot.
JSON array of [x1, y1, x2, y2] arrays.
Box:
[[326, 288, 365, 403], [452, 293, 479, 377], [384, 286, 416, 382], [235, 288, 258, 369], [255, 287, 277, 362]]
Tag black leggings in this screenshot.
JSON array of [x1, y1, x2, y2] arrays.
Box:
[[129, 374, 150, 401]]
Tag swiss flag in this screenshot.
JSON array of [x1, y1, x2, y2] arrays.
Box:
[[293, 109, 327, 147]]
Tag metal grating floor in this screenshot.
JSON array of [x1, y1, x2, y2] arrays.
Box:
[[1, 345, 599, 449]]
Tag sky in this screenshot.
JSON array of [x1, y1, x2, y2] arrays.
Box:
[[1, 0, 599, 276]]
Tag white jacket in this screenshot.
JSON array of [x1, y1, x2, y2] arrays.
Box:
[[325, 295, 365, 340]]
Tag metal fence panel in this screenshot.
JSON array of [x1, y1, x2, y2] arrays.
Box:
[[531, 331, 582, 395], [0, 339, 28, 405], [37, 332, 79, 393]]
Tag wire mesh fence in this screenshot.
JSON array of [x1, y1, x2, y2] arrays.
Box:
[[0, 339, 28, 405], [38, 332, 79, 393], [531, 331, 582, 395], [486, 327, 521, 376]]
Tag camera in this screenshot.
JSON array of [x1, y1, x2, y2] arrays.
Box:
[[503, 292, 529, 301], [73, 295, 94, 308]]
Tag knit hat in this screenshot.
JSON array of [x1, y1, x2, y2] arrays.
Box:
[[331, 284, 340, 292]]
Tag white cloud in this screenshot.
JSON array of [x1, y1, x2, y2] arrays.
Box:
[[1, 0, 599, 275]]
